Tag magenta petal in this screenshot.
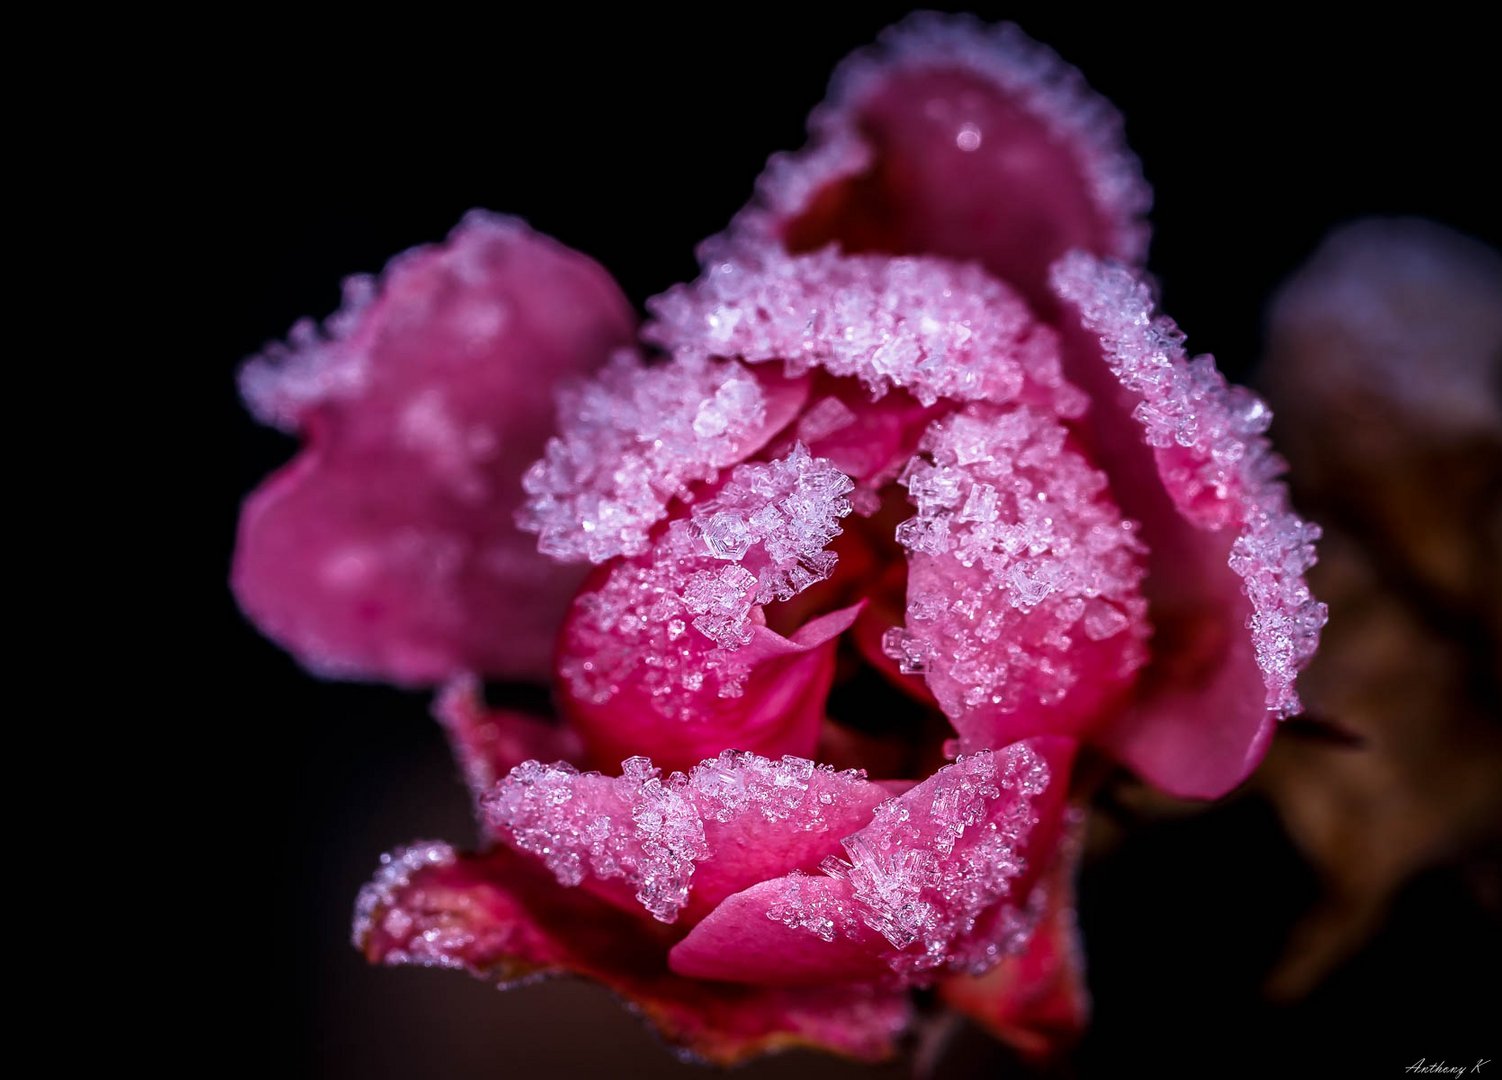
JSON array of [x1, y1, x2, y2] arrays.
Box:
[[888, 404, 1150, 753], [433, 675, 583, 809], [563, 597, 862, 774], [483, 748, 889, 927], [354, 844, 909, 1065], [671, 740, 1072, 987], [1050, 253, 1327, 797], [714, 14, 1150, 308], [234, 212, 633, 685]]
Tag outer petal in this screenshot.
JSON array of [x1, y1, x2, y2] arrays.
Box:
[[354, 843, 910, 1065], [1050, 253, 1326, 798], [481, 749, 892, 927], [938, 811, 1089, 1062], [712, 13, 1151, 307], [234, 212, 633, 684], [670, 739, 1074, 987]]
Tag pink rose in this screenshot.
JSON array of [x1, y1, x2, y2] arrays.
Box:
[[234, 14, 1323, 1066]]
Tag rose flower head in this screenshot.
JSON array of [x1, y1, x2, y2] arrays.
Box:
[[233, 13, 1324, 1067]]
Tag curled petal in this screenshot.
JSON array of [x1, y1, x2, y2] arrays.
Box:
[[1050, 252, 1326, 797], [355, 844, 909, 1065], [648, 243, 1084, 415], [670, 739, 1074, 986], [482, 748, 889, 926], [557, 443, 863, 770], [234, 212, 633, 684], [888, 404, 1150, 753], [714, 13, 1150, 306]]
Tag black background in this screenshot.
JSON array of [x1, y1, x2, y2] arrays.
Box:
[[220, 6, 1500, 1076]]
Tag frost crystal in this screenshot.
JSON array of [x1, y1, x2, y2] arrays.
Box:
[[649, 245, 1084, 413], [888, 404, 1149, 729], [768, 745, 1051, 980], [517, 352, 770, 563], [485, 751, 871, 923], [1051, 253, 1327, 714], [560, 445, 853, 716]]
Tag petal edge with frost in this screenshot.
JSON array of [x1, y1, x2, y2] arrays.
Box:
[[234, 212, 634, 684], [355, 843, 910, 1065], [1050, 252, 1326, 798], [711, 13, 1151, 308]]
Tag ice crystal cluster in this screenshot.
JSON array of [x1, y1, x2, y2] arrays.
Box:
[[885, 404, 1150, 731], [768, 745, 1050, 979], [650, 246, 1085, 414], [485, 750, 874, 922], [559, 444, 854, 716]]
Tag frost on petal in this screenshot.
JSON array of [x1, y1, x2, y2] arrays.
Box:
[[938, 810, 1089, 1062], [1050, 252, 1327, 798], [889, 404, 1150, 753], [516, 353, 808, 563], [481, 750, 890, 926], [712, 13, 1150, 308], [354, 844, 910, 1065], [670, 740, 1073, 987], [233, 212, 633, 685], [433, 675, 583, 810], [557, 446, 861, 770], [648, 244, 1085, 415]]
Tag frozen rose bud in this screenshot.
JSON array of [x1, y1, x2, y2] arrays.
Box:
[[234, 212, 633, 685], [220, 12, 1328, 1067]]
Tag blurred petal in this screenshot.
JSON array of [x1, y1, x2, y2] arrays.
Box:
[[713, 13, 1150, 308], [434, 675, 583, 808], [670, 740, 1073, 986], [1050, 253, 1326, 797], [355, 843, 909, 1065], [234, 212, 632, 684]]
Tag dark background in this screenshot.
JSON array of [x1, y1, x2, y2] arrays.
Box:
[[220, 6, 1500, 1076]]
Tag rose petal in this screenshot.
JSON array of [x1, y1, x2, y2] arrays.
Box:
[[887, 404, 1151, 754], [648, 243, 1085, 416], [938, 810, 1089, 1061], [354, 843, 909, 1065], [670, 739, 1073, 986], [234, 212, 633, 684], [556, 443, 864, 771], [482, 749, 891, 927], [517, 354, 809, 564], [433, 675, 584, 809], [712, 13, 1150, 308], [1050, 252, 1327, 797]]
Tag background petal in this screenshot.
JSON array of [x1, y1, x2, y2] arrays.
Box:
[[234, 212, 633, 684]]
